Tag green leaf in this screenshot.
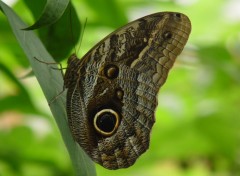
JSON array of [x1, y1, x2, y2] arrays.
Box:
[[24, 0, 70, 30], [0, 1, 96, 176], [24, 0, 81, 61]]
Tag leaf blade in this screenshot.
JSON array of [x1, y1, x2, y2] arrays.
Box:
[[24, 0, 70, 30], [0, 1, 96, 176]]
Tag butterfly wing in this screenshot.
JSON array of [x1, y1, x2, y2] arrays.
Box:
[[65, 12, 191, 169]]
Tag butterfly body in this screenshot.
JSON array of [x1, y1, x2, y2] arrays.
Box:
[[64, 12, 191, 169]]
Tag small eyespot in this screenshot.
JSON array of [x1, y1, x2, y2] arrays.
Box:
[[104, 64, 119, 79], [93, 109, 120, 136], [115, 88, 124, 100], [163, 31, 172, 39], [174, 13, 181, 18], [173, 13, 182, 22]]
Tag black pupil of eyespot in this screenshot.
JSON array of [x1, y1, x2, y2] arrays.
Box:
[[175, 13, 181, 18], [96, 112, 116, 133], [163, 32, 172, 39], [104, 65, 119, 79]]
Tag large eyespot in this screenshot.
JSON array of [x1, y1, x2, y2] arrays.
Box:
[[104, 64, 119, 79], [93, 109, 120, 136]]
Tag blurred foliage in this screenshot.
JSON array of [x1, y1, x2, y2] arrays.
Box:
[[0, 0, 240, 176]]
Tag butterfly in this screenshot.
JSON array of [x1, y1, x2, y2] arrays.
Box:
[[63, 12, 191, 169]]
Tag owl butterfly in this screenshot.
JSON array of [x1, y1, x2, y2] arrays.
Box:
[[64, 12, 191, 169]]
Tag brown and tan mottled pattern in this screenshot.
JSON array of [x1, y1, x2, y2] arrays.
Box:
[[64, 12, 191, 170]]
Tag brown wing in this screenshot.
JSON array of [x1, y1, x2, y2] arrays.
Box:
[[65, 12, 191, 169]]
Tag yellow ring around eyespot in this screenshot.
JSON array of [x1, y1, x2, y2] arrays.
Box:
[[93, 109, 120, 137]]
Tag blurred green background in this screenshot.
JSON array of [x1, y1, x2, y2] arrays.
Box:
[[0, 0, 240, 175]]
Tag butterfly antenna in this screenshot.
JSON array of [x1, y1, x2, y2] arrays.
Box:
[[76, 18, 88, 56]]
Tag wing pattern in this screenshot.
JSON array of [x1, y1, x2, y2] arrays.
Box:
[[64, 12, 191, 169]]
